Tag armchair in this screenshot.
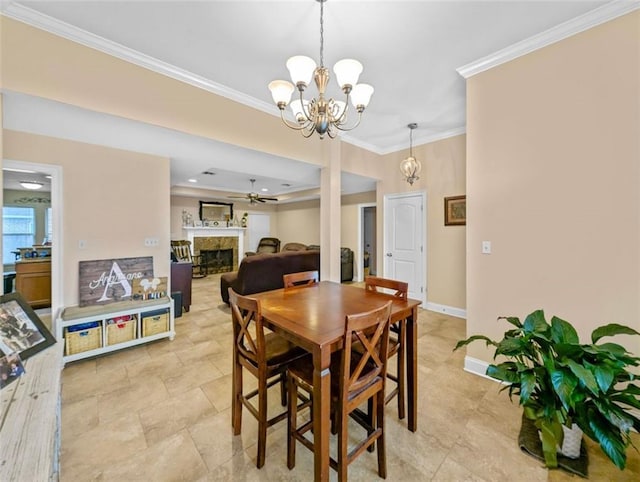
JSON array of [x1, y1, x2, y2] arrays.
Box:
[[245, 237, 281, 257]]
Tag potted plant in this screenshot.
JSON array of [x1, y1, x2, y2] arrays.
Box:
[[454, 309, 640, 470]]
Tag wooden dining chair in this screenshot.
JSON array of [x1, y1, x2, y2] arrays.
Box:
[[283, 270, 319, 288], [286, 301, 393, 481], [364, 276, 408, 419], [229, 288, 307, 468]]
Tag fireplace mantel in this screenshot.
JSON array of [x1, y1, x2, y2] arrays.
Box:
[[183, 227, 245, 259]]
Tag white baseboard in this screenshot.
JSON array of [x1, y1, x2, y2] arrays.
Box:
[[463, 356, 493, 380], [426, 302, 466, 319]]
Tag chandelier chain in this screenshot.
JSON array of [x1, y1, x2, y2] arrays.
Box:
[[410, 126, 414, 157], [319, 0, 324, 68]]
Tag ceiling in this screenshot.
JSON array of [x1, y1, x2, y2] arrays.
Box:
[[0, 0, 609, 199]]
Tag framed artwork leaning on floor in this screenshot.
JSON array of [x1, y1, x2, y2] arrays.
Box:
[[0, 292, 56, 361]]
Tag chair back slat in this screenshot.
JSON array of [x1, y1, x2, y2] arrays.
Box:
[[365, 276, 408, 300], [283, 270, 319, 288], [171, 240, 194, 263], [341, 301, 392, 396], [229, 288, 264, 365]]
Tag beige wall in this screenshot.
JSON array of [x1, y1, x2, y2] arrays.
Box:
[[376, 134, 467, 309], [466, 11, 640, 361], [276, 200, 321, 247], [3, 130, 171, 307]]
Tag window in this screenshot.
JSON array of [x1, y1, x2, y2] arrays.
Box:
[[3, 207, 35, 265], [45, 207, 53, 243]]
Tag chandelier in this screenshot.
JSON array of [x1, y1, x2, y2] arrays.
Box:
[[400, 123, 421, 185], [268, 0, 374, 139]]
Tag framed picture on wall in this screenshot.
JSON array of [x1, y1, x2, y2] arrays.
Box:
[[444, 195, 466, 226], [0, 292, 56, 361]]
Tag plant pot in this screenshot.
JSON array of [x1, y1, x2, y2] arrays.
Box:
[[538, 423, 583, 460], [558, 423, 583, 459]]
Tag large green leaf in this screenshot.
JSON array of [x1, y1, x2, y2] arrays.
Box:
[[453, 335, 497, 351], [595, 343, 630, 358], [538, 419, 562, 468], [621, 383, 640, 395], [550, 316, 579, 344], [592, 323, 640, 344], [486, 364, 519, 383], [589, 411, 628, 470], [523, 310, 549, 335], [610, 393, 640, 410], [520, 370, 537, 404], [594, 365, 615, 393], [554, 343, 583, 358], [551, 369, 578, 410], [596, 399, 635, 433], [496, 337, 528, 357], [566, 359, 599, 395], [498, 315, 523, 328]]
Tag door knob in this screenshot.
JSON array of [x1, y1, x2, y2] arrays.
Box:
[[386, 253, 392, 257]]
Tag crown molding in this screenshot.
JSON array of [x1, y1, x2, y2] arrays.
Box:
[[457, 0, 640, 79], [0, 2, 279, 117], [381, 126, 467, 156]]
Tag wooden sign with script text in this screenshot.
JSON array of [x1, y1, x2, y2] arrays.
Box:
[[79, 257, 154, 307]]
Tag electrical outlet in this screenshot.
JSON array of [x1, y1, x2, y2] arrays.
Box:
[[482, 241, 491, 254], [144, 237, 160, 247], [78, 239, 87, 249]]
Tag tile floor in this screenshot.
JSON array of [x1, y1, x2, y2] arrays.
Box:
[[60, 275, 640, 481]]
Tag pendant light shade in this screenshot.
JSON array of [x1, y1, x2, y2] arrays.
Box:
[[400, 123, 421, 185]]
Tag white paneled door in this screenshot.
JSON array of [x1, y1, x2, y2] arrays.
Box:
[[384, 193, 425, 303], [247, 213, 271, 252]]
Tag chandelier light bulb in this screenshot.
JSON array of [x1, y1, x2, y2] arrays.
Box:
[[333, 59, 363, 92], [286, 56, 317, 88], [268, 80, 294, 107], [350, 84, 374, 110]]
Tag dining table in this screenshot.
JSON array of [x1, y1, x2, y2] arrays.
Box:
[[246, 280, 422, 482]]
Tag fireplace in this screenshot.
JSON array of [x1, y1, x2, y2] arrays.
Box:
[[201, 248, 233, 274], [192, 235, 239, 271]]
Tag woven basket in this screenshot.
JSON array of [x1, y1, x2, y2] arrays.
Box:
[[65, 325, 102, 355], [106, 317, 137, 346], [142, 311, 169, 337]]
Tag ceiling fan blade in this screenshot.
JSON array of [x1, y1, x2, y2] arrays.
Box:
[[258, 197, 279, 202], [256, 198, 267, 203]]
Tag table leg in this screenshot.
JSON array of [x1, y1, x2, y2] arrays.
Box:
[[406, 306, 418, 432], [312, 347, 331, 481]]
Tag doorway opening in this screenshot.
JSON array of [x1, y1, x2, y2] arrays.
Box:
[[357, 203, 376, 282], [2, 160, 62, 318]]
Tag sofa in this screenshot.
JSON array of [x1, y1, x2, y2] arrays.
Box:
[[220, 250, 321, 304], [306, 245, 354, 282]]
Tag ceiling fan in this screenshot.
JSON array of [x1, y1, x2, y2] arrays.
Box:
[[228, 179, 278, 204]]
